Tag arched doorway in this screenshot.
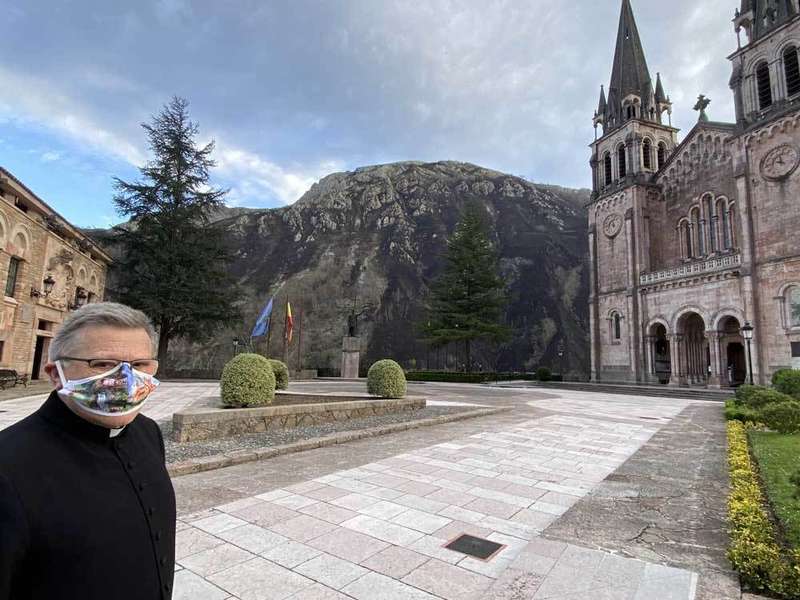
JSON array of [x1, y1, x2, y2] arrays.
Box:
[[647, 323, 671, 384], [718, 316, 746, 387], [677, 312, 708, 386]]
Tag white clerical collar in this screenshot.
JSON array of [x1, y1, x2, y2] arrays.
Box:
[[109, 427, 126, 438]]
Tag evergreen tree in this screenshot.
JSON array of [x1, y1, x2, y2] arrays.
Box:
[[422, 203, 510, 371], [112, 97, 239, 367]]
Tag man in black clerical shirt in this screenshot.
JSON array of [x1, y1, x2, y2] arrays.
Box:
[[0, 302, 176, 600]]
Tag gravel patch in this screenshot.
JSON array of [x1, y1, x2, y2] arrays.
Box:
[[161, 406, 471, 464]]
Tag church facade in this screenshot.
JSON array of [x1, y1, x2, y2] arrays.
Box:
[[588, 0, 800, 387]]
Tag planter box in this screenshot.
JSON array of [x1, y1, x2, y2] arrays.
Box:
[[172, 392, 426, 442]]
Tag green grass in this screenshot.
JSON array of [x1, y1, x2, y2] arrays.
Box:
[[749, 431, 800, 550]]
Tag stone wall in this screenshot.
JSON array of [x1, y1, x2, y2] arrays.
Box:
[[172, 395, 427, 442], [0, 167, 111, 378]]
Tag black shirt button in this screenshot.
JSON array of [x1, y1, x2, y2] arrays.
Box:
[[160, 556, 167, 566], [127, 461, 134, 469], [138, 482, 146, 491]]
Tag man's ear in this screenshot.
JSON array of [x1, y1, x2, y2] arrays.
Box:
[[43, 362, 62, 388]]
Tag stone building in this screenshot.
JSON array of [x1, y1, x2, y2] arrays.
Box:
[[588, 0, 800, 386], [0, 166, 111, 380]]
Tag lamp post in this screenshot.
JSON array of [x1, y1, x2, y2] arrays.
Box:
[[557, 341, 565, 379], [232, 338, 241, 356], [741, 321, 754, 386]]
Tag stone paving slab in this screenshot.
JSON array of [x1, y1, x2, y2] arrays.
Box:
[[542, 404, 739, 600], [171, 408, 692, 599]]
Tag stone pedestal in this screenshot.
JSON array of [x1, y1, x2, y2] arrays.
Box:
[[341, 336, 361, 379]]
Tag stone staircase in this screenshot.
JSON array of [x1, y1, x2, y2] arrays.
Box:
[[491, 380, 733, 402]]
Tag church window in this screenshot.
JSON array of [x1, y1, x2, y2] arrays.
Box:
[[604, 152, 613, 186], [790, 287, 800, 327], [705, 195, 718, 252], [719, 200, 732, 250], [611, 312, 623, 341], [680, 220, 693, 259], [728, 203, 737, 248], [642, 139, 652, 170], [692, 207, 705, 257], [756, 61, 773, 109], [657, 142, 667, 169], [617, 144, 627, 178], [784, 46, 800, 97]]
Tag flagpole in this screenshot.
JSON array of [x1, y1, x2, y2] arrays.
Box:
[[296, 306, 303, 374], [283, 298, 289, 364], [266, 309, 273, 358]]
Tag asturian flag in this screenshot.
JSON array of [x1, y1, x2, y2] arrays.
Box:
[[250, 297, 274, 338], [285, 301, 294, 343]]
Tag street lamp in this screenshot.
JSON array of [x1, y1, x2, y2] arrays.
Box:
[[232, 338, 241, 355], [68, 287, 88, 311], [741, 321, 754, 386], [557, 341, 565, 379], [31, 274, 56, 299]]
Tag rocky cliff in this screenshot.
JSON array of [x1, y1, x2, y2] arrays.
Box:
[[99, 161, 591, 376]]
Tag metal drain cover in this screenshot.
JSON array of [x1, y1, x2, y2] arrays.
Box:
[[444, 534, 505, 560]]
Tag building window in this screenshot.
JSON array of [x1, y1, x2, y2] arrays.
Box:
[[610, 312, 623, 341], [792, 341, 800, 358], [657, 142, 667, 169], [5, 257, 21, 298], [784, 46, 800, 97], [642, 139, 652, 170], [790, 286, 800, 327], [692, 207, 705, 256], [705, 195, 718, 252], [680, 221, 693, 259], [604, 152, 613, 186], [756, 61, 773, 109], [728, 204, 737, 248], [617, 144, 627, 178]]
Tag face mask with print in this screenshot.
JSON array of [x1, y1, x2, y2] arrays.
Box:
[[56, 361, 160, 417]]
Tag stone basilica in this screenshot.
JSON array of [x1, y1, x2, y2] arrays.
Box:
[[589, 0, 800, 386]]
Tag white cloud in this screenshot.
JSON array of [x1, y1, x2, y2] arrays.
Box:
[[0, 66, 146, 166], [214, 143, 344, 206], [40, 151, 61, 162]]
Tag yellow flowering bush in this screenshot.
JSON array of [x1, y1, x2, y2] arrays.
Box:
[[726, 421, 800, 597]]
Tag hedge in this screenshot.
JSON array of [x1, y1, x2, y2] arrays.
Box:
[[726, 421, 800, 597], [773, 369, 800, 400], [760, 400, 800, 434], [405, 371, 555, 384]]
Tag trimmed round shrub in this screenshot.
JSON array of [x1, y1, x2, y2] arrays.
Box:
[[739, 387, 793, 410], [220, 353, 276, 408], [536, 367, 552, 382], [734, 385, 763, 407], [268, 359, 290, 391], [761, 400, 800, 434], [772, 369, 800, 400], [367, 359, 407, 399]]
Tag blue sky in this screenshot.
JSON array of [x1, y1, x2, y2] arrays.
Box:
[[0, 0, 737, 228]]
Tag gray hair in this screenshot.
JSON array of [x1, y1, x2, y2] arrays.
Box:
[[49, 302, 158, 361]]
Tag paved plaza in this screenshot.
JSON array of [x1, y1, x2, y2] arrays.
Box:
[[2, 381, 738, 599]]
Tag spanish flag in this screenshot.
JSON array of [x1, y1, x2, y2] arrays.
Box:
[[285, 301, 294, 343]]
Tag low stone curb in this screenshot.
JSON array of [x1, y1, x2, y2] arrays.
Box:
[[167, 406, 510, 478]]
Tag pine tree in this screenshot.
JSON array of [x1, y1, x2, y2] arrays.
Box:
[[422, 203, 510, 372], [112, 97, 239, 367]]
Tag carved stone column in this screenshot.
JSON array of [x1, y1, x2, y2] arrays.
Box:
[[644, 335, 656, 383], [707, 331, 721, 388], [668, 334, 685, 386]]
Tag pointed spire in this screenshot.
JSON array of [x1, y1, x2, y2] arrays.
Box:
[[598, 85, 607, 113], [606, 0, 654, 127], [655, 73, 666, 103]]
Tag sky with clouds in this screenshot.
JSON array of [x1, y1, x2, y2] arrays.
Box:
[[0, 0, 738, 228]]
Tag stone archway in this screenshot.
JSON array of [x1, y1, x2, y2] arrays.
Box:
[[717, 316, 746, 387], [645, 322, 671, 384], [676, 312, 709, 386]]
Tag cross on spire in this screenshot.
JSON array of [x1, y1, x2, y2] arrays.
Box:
[[693, 95, 711, 122]]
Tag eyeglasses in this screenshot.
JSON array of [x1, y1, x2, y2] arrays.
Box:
[[58, 357, 159, 374]]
